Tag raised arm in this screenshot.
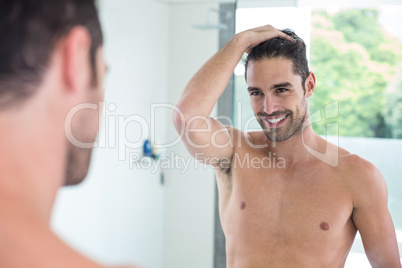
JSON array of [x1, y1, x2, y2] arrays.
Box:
[[172, 25, 294, 166], [352, 159, 401, 267]]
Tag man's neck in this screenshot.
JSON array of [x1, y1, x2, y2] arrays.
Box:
[[265, 126, 322, 168], [0, 107, 66, 223]]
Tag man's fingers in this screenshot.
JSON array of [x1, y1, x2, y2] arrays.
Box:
[[258, 25, 295, 42], [242, 24, 296, 54], [245, 30, 295, 54], [278, 31, 296, 42]]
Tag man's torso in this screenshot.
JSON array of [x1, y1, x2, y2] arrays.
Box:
[[215, 129, 358, 268]]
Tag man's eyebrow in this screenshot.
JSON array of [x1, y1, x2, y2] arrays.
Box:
[[247, 86, 261, 92], [247, 82, 294, 92], [270, 82, 293, 90]]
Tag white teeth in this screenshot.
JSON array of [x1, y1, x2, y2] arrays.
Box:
[[266, 116, 286, 124]]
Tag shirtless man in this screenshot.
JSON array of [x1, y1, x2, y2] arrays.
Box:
[[0, 1, 134, 267], [173, 25, 401, 267]]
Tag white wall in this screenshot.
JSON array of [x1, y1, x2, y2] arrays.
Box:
[[52, 1, 170, 268], [163, 4, 219, 268]]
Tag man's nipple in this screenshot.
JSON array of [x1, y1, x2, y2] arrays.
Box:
[[239, 201, 246, 210], [320, 222, 330, 231]]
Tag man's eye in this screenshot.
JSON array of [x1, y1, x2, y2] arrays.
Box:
[[277, 88, 288, 93], [250, 91, 262, 96]]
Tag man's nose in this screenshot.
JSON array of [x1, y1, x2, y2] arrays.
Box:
[[263, 96, 278, 115]]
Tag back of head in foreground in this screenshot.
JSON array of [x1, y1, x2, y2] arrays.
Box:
[[0, 0, 104, 186], [0, 1, 134, 268]]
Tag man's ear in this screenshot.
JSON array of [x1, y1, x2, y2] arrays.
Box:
[[304, 72, 316, 98], [61, 26, 92, 95]]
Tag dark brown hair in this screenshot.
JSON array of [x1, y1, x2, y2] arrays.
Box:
[[245, 29, 309, 90], [0, 0, 103, 108]]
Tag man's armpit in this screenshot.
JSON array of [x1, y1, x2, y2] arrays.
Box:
[[213, 156, 232, 176]]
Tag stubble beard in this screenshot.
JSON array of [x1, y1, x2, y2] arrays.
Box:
[[64, 143, 93, 186], [258, 100, 308, 142]]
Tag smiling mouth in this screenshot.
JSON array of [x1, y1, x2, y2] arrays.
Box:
[[264, 115, 288, 126], [265, 115, 287, 124]]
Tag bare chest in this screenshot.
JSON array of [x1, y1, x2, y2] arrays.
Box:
[[217, 158, 355, 249]]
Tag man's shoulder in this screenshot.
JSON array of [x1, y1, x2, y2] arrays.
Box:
[[246, 130, 266, 141], [338, 154, 388, 211], [338, 153, 379, 175], [338, 153, 384, 192], [223, 125, 250, 135], [223, 126, 266, 147]]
